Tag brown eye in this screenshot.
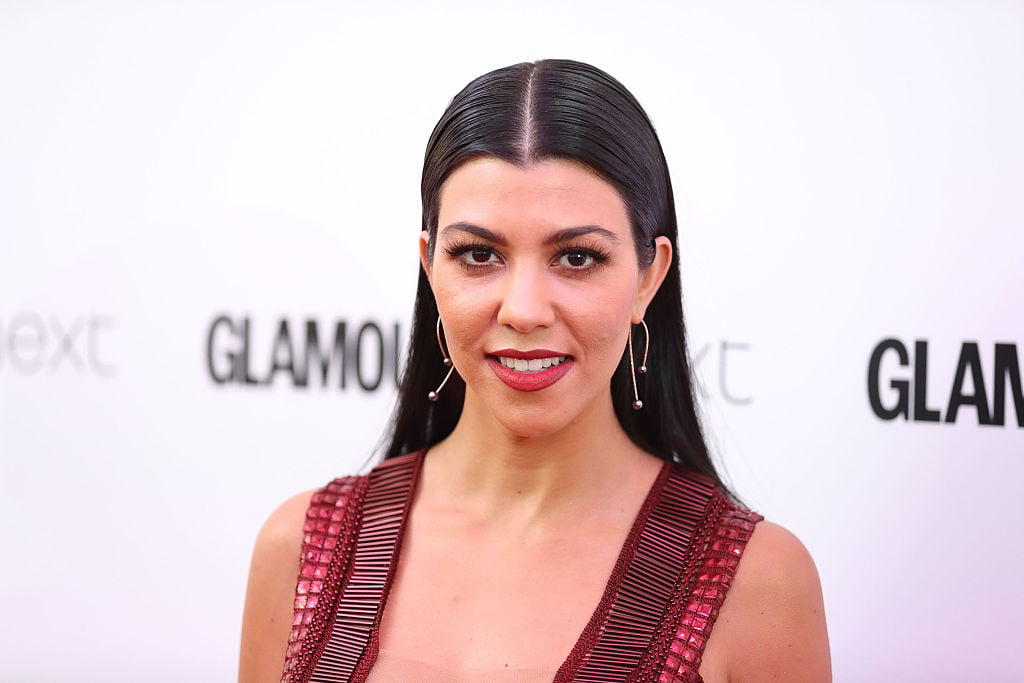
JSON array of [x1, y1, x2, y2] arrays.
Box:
[[454, 246, 499, 266], [470, 248, 493, 263], [560, 250, 595, 269]]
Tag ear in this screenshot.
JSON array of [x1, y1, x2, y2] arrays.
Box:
[[633, 236, 672, 323], [419, 230, 433, 284]]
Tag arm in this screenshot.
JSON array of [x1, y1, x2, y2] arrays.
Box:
[[239, 490, 316, 683], [701, 521, 832, 682]]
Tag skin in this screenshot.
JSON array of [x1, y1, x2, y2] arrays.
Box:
[[239, 157, 831, 681]]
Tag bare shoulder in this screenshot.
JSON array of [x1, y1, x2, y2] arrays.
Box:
[[239, 489, 317, 683], [733, 521, 824, 608], [701, 520, 832, 682], [253, 489, 316, 564]]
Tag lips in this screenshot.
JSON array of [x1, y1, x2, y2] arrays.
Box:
[[487, 349, 574, 392], [494, 355, 569, 373]]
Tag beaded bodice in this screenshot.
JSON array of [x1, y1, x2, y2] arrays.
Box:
[[281, 452, 761, 683]]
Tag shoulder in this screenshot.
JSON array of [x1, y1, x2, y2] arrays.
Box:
[[701, 520, 832, 682], [239, 478, 363, 683], [239, 489, 319, 682], [256, 489, 320, 561]]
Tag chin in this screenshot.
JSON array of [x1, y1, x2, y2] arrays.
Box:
[[500, 418, 568, 441], [485, 397, 584, 441], [460, 373, 607, 441]]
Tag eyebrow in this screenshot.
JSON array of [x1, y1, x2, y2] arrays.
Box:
[[439, 222, 621, 246]]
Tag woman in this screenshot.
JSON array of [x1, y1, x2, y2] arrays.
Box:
[[240, 59, 830, 682]]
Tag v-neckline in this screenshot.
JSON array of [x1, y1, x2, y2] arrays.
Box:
[[359, 447, 673, 682]]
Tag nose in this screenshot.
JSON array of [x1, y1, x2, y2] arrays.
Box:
[[496, 262, 556, 333]]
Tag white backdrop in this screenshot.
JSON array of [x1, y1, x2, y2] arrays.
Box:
[[1, 1, 1022, 681]]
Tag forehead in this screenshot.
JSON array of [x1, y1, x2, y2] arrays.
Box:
[[438, 157, 631, 237]]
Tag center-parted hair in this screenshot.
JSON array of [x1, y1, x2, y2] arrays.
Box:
[[383, 59, 726, 492]]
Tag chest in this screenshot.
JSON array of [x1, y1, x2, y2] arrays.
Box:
[[376, 512, 631, 671]]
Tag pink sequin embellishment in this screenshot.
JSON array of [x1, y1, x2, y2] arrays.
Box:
[[280, 476, 367, 683], [657, 503, 761, 682]]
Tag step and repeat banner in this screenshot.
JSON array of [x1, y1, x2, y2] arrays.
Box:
[[1, 2, 1021, 681]]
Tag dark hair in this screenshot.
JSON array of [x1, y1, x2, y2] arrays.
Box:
[[383, 59, 726, 491]]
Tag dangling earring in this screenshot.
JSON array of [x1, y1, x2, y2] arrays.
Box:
[[628, 319, 649, 410], [428, 316, 455, 401]]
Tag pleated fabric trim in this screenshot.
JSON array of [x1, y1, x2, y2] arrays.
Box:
[[281, 475, 369, 683], [309, 452, 421, 682], [280, 452, 420, 683], [636, 500, 762, 682]]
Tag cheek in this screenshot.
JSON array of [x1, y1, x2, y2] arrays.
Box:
[[565, 288, 633, 362], [432, 275, 494, 357], [581, 316, 629, 363]]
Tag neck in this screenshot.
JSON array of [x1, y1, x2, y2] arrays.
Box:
[[422, 389, 660, 524]]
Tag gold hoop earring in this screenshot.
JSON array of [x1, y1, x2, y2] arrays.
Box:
[[428, 316, 455, 402], [628, 319, 649, 410]]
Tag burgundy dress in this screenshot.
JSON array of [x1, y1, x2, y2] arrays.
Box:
[[280, 450, 761, 683]]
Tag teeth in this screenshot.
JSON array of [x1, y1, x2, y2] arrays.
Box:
[[495, 355, 568, 374]]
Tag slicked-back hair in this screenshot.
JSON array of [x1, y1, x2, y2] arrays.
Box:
[[382, 59, 726, 492]]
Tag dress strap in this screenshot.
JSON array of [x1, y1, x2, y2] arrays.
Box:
[[309, 451, 422, 683], [560, 465, 721, 682], [282, 475, 370, 683], [640, 500, 762, 682]]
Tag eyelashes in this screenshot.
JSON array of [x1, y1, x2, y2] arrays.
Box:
[[442, 240, 612, 275]]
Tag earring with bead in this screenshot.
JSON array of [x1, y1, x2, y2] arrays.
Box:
[[428, 316, 455, 401], [628, 319, 649, 410]]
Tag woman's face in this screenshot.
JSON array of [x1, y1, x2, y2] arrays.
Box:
[[422, 156, 670, 439]]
